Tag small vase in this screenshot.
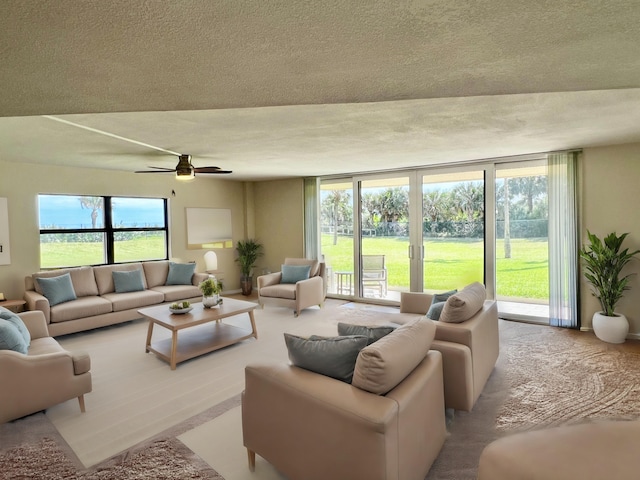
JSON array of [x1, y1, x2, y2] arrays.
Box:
[[592, 311, 628, 344], [202, 294, 220, 308]]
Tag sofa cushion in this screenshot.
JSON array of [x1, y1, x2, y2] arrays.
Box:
[[113, 269, 145, 293], [32, 266, 99, 298], [280, 264, 311, 284], [49, 297, 113, 323], [259, 283, 296, 300], [36, 273, 77, 306], [337, 322, 396, 345], [284, 258, 320, 277], [143, 260, 170, 288], [102, 290, 164, 312], [426, 289, 457, 320], [0, 318, 28, 354], [150, 285, 201, 303], [27, 336, 66, 356], [0, 307, 31, 346], [166, 262, 196, 285], [352, 317, 437, 395], [284, 333, 368, 383], [94, 263, 147, 295], [439, 282, 486, 324]]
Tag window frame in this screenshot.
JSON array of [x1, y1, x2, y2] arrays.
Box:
[[38, 194, 169, 267]]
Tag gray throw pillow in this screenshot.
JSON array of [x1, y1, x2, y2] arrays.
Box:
[[337, 322, 397, 345], [113, 269, 145, 293], [427, 289, 457, 320], [36, 273, 77, 306], [166, 262, 196, 285], [0, 318, 28, 354], [0, 307, 30, 346], [284, 333, 368, 383]]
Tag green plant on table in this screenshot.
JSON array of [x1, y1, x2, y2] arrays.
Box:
[[199, 277, 223, 296]]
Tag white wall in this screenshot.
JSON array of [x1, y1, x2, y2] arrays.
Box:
[[0, 160, 252, 299], [581, 144, 640, 334]]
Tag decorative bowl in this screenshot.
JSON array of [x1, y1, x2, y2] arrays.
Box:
[[169, 306, 193, 315]]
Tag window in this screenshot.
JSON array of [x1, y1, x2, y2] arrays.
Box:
[[38, 194, 168, 268]]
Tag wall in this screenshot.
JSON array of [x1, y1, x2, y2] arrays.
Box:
[[0, 160, 252, 299], [581, 144, 640, 335], [254, 178, 305, 275]]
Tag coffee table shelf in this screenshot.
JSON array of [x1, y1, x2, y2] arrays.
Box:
[[139, 297, 258, 370]]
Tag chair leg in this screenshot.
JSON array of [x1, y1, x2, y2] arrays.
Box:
[[78, 395, 86, 413], [247, 449, 256, 472]]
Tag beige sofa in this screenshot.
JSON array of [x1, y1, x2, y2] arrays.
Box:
[[0, 310, 91, 423], [257, 258, 327, 317], [242, 317, 446, 480], [477, 420, 640, 479], [24, 261, 208, 336]]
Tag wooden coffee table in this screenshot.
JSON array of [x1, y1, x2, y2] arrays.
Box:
[[139, 297, 258, 370]]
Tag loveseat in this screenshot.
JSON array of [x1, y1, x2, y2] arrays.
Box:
[[242, 317, 446, 480], [24, 261, 208, 336], [0, 310, 92, 423]]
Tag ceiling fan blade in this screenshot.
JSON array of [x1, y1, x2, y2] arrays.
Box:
[[194, 166, 232, 174], [134, 170, 176, 174]]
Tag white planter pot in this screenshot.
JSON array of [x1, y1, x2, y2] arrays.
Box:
[[592, 311, 628, 344], [202, 294, 220, 308]]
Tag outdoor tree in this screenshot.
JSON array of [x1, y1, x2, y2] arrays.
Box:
[[321, 190, 352, 245], [79, 196, 104, 229]]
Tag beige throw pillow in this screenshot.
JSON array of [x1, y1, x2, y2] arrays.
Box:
[[439, 282, 486, 323], [351, 317, 436, 395]]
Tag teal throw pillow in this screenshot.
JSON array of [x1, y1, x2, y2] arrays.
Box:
[[36, 273, 77, 306], [427, 289, 457, 320], [113, 269, 145, 293], [0, 307, 30, 346], [280, 264, 311, 284], [166, 262, 196, 285], [337, 322, 397, 345], [0, 318, 28, 354], [284, 333, 368, 383]]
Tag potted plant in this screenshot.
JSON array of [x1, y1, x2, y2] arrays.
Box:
[[580, 230, 639, 343], [199, 276, 223, 308], [235, 239, 263, 295]]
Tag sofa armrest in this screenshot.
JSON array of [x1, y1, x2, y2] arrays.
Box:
[[400, 292, 434, 314], [295, 276, 325, 303], [192, 272, 209, 286], [24, 290, 51, 323], [258, 272, 282, 289], [18, 310, 50, 339]]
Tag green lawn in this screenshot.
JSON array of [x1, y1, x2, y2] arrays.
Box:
[[40, 235, 166, 268], [321, 234, 549, 300]]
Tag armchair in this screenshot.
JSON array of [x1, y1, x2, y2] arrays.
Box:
[[0, 310, 92, 423], [257, 258, 326, 317]]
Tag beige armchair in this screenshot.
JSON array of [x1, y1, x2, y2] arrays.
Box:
[[242, 318, 446, 480], [257, 258, 326, 317], [0, 310, 92, 424]]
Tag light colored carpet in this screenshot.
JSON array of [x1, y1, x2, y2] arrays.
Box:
[[49, 299, 349, 467], [496, 320, 640, 432]]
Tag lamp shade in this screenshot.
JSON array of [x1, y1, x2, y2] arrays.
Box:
[[204, 251, 218, 272]]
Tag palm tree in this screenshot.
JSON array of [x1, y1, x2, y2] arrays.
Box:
[[79, 196, 103, 228]]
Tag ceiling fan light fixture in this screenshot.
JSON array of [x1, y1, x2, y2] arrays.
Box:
[[175, 154, 196, 181]]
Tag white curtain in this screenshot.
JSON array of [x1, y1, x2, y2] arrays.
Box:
[[548, 152, 580, 328], [304, 177, 321, 260]]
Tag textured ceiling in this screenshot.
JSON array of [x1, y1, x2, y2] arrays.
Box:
[[1, 1, 640, 180]]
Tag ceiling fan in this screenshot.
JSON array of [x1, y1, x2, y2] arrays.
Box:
[[135, 154, 232, 181]]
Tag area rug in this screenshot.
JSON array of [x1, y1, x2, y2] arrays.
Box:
[[496, 320, 640, 432], [0, 436, 221, 479]]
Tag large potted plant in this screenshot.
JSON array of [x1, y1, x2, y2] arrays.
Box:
[[580, 230, 639, 343], [235, 239, 263, 296]]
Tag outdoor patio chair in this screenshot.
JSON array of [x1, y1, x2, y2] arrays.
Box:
[[362, 254, 387, 297]]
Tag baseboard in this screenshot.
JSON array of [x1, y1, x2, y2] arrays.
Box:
[[580, 326, 640, 341]]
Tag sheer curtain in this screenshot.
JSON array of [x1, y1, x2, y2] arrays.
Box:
[[548, 152, 580, 328], [303, 177, 320, 260]]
